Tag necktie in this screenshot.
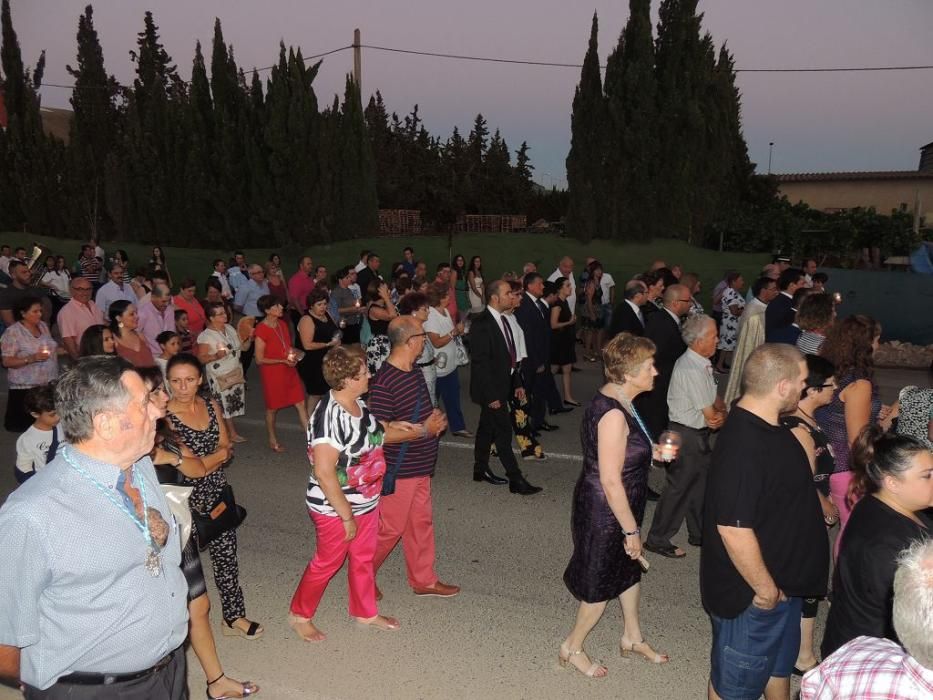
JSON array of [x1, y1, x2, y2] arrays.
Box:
[[501, 316, 516, 369], [536, 299, 548, 319]]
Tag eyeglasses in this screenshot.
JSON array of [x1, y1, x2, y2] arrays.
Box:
[[818, 383, 835, 389], [72, 286, 93, 292], [677, 298, 693, 303], [407, 332, 428, 342]]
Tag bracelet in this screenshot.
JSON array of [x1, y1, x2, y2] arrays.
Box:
[[623, 527, 640, 536]]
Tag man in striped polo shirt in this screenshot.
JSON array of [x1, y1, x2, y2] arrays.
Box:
[[368, 316, 459, 599]]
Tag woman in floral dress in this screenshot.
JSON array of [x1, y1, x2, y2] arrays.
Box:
[[715, 272, 745, 372], [288, 346, 426, 641], [196, 302, 252, 443]]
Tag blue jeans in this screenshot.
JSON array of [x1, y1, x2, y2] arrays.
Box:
[[709, 597, 801, 700], [435, 369, 466, 432]]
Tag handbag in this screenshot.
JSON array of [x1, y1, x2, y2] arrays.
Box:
[[160, 483, 194, 549], [381, 389, 423, 497], [192, 483, 247, 550], [454, 335, 470, 366], [214, 364, 245, 391]]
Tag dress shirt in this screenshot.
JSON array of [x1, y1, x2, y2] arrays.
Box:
[[626, 299, 645, 325], [0, 255, 10, 275], [667, 348, 717, 429], [94, 280, 137, 316], [486, 305, 516, 370], [211, 270, 231, 298], [287, 271, 316, 313], [0, 446, 188, 689], [547, 268, 577, 312], [505, 313, 528, 362], [137, 301, 176, 356], [354, 260, 367, 273], [801, 636, 933, 700], [56, 298, 104, 344], [234, 279, 269, 317], [227, 266, 246, 293]]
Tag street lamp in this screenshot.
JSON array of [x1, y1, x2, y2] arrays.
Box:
[[767, 142, 774, 175]]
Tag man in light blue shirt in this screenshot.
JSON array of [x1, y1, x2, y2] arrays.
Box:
[[233, 264, 269, 318], [93, 264, 137, 317], [0, 356, 189, 695]]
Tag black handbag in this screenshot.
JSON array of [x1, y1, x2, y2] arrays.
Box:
[[192, 484, 247, 550]]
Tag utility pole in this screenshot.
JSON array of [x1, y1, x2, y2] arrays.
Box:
[[353, 28, 362, 90], [767, 141, 774, 175]]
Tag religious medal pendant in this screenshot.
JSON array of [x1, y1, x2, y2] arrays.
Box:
[[145, 546, 162, 577]]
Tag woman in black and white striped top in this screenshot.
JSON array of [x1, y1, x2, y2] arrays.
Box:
[[289, 344, 424, 641]]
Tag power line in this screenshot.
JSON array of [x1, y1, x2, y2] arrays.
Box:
[[35, 40, 933, 92], [38, 44, 353, 92]]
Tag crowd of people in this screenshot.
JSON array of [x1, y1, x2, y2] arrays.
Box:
[[0, 240, 930, 699]]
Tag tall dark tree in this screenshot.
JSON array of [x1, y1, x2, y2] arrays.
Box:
[[566, 12, 607, 242], [603, 0, 658, 241], [654, 0, 706, 239], [66, 4, 119, 237], [329, 75, 379, 239]]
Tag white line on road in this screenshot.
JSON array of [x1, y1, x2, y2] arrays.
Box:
[[236, 416, 584, 462]]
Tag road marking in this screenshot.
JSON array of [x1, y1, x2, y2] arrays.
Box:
[[236, 416, 584, 461]]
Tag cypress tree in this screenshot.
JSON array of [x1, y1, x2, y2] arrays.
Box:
[[655, 0, 705, 240], [604, 0, 658, 242], [331, 74, 379, 239], [566, 12, 607, 242], [66, 4, 119, 238]]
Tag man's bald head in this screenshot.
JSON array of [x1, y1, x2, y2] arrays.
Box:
[[387, 315, 423, 348]]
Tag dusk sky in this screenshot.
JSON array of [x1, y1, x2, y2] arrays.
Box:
[[13, 1, 933, 186]]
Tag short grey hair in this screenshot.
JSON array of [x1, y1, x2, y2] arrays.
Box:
[[149, 284, 169, 299], [682, 314, 715, 345], [55, 356, 136, 443], [893, 539, 933, 668], [387, 316, 422, 348]]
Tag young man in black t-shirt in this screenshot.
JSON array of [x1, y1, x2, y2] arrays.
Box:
[[701, 343, 828, 700]]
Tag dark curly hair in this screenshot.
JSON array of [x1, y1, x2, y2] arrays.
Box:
[[819, 314, 879, 381]]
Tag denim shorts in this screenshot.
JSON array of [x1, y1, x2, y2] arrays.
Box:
[[709, 597, 802, 700]]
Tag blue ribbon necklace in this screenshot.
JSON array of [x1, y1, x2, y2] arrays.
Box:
[[61, 447, 162, 577]]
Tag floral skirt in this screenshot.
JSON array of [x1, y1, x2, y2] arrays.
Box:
[[207, 374, 246, 418]]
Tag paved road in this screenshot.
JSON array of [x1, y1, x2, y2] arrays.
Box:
[[0, 362, 928, 699]]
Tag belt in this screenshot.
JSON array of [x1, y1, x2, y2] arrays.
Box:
[[416, 360, 434, 367], [57, 647, 177, 686], [670, 422, 711, 434]]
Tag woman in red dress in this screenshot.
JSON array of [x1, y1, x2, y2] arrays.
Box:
[[254, 294, 309, 452]]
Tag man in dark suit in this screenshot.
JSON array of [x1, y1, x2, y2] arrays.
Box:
[[638, 284, 691, 438], [769, 287, 811, 346], [469, 279, 542, 496], [765, 267, 804, 342], [355, 253, 383, 298], [608, 279, 648, 338], [514, 272, 560, 433]]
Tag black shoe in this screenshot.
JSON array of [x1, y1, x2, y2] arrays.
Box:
[[688, 537, 703, 547], [549, 406, 573, 415], [571, 366, 581, 373], [539, 422, 559, 432], [473, 469, 508, 486], [509, 478, 542, 495], [643, 542, 686, 559], [646, 486, 661, 501]]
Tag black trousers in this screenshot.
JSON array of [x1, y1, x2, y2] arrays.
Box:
[[526, 369, 547, 428], [646, 423, 714, 547], [24, 647, 187, 699], [473, 402, 522, 481]]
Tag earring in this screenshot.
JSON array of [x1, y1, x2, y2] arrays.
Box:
[[118, 322, 124, 329]]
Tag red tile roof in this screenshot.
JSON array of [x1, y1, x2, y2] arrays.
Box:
[[774, 171, 933, 183]]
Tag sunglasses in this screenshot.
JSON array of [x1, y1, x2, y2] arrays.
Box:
[[407, 332, 428, 341]]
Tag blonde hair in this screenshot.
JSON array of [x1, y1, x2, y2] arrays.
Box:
[[322, 345, 366, 390], [603, 333, 656, 385]]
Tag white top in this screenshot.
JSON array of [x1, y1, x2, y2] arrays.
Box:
[[41, 270, 71, 298], [667, 349, 717, 429], [599, 273, 615, 304], [424, 306, 457, 377], [211, 270, 232, 299], [547, 268, 577, 312], [15, 425, 62, 476], [354, 261, 367, 273]]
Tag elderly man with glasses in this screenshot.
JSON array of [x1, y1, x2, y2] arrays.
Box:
[[57, 278, 105, 360], [233, 265, 269, 319]]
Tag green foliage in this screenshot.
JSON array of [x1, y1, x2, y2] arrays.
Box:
[[566, 12, 608, 243], [568, 2, 754, 246]]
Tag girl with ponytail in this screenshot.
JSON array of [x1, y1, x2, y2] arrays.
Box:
[[820, 425, 932, 658]]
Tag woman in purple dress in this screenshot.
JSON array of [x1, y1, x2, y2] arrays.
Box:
[[559, 333, 672, 678]]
